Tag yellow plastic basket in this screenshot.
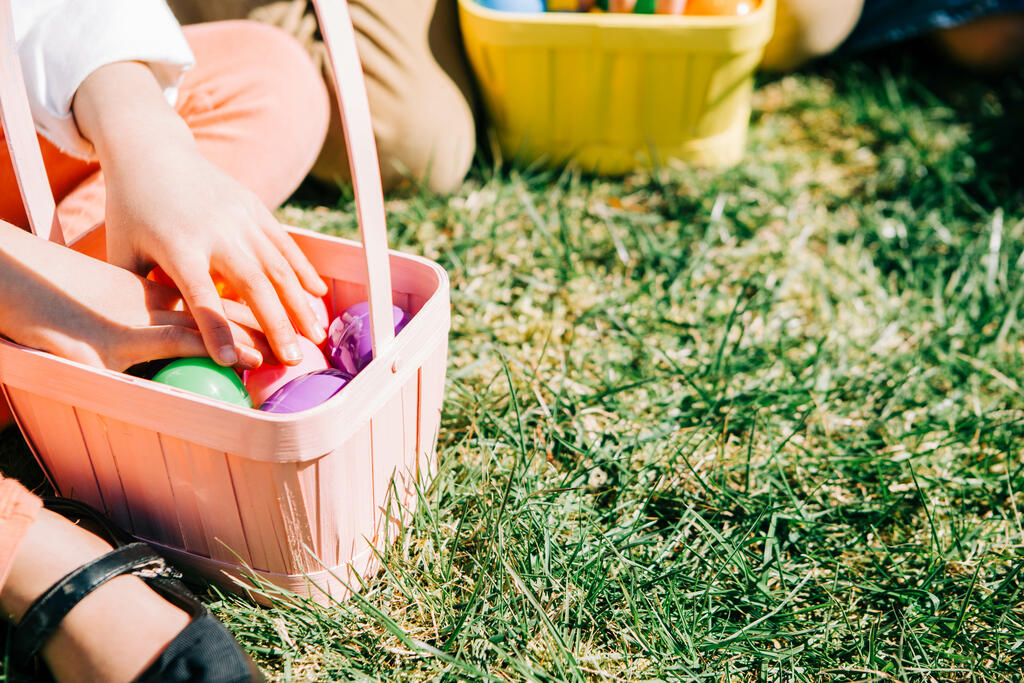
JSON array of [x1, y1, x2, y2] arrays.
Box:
[[458, 0, 775, 174]]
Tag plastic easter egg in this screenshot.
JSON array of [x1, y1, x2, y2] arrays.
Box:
[[654, 0, 686, 12], [596, 0, 655, 12], [476, 0, 545, 11], [325, 302, 410, 374], [147, 266, 176, 288], [214, 275, 239, 300], [148, 267, 239, 301], [684, 0, 758, 15], [152, 358, 253, 408], [243, 336, 329, 406], [258, 369, 353, 414]]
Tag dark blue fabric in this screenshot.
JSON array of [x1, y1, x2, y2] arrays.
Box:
[[133, 604, 265, 683], [840, 0, 1024, 53]]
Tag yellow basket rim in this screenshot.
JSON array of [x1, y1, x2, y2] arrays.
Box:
[[458, 0, 774, 30]]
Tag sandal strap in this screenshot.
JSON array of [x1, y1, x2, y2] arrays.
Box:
[[11, 542, 180, 665], [41, 496, 136, 547]]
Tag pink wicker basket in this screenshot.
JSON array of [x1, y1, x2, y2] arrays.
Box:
[[0, 0, 449, 604]]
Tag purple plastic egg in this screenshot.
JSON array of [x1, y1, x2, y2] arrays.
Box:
[[258, 369, 353, 413], [326, 302, 409, 374]]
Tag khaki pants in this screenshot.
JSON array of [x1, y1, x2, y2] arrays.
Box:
[[168, 0, 477, 194]]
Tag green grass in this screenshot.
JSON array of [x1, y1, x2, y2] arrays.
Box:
[[4, 51, 1024, 681]]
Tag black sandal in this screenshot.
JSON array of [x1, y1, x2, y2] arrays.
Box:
[[9, 497, 265, 683]]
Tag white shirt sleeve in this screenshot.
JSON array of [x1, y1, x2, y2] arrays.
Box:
[[11, 0, 195, 158]]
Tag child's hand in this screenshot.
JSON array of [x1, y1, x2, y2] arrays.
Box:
[[0, 221, 268, 372], [73, 61, 327, 368], [102, 143, 327, 367]]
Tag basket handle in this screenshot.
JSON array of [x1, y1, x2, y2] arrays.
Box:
[[0, 0, 65, 245], [0, 0, 397, 359], [311, 0, 396, 359]]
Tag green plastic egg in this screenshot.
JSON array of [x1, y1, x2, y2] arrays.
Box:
[[151, 357, 253, 408], [596, 0, 656, 11]]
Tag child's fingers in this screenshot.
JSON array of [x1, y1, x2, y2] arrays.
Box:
[[226, 319, 273, 367], [222, 299, 261, 331], [150, 291, 261, 340], [608, 0, 638, 11], [119, 325, 207, 371], [147, 307, 263, 369], [137, 271, 195, 315], [164, 258, 239, 367], [148, 309, 198, 329], [262, 220, 327, 296], [254, 239, 325, 345], [220, 300, 276, 365], [119, 324, 260, 372], [220, 255, 303, 366]]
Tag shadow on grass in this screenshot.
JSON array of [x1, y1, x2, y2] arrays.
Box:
[[799, 40, 1024, 203]]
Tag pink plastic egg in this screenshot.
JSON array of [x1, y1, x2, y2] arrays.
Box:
[[243, 335, 329, 406], [325, 302, 409, 374]]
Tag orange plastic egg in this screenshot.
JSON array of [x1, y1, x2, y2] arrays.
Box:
[[148, 267, 240, 301], [213, 275, 239, 301], [684, 0, 759, 15], [147, 266, 176, 288]]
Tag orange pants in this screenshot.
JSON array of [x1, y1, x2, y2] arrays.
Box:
[[0, 20, 329, 431]]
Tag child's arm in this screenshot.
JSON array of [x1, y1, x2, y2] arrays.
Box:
[[71, 60, 327, 368], [0, 220, 268, 371]]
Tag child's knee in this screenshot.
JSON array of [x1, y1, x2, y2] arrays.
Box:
[[761, 0, 864, 71], [189, 20, 330, 161], [313, 77, 476, 195], [934, 13, 1024, 71], [240, 21, 329, 145], [174, 21, 330, 207], [377, 87, 476, 194]]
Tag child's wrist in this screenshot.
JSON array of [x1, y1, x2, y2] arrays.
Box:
[[72, 61, 195, 166]]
